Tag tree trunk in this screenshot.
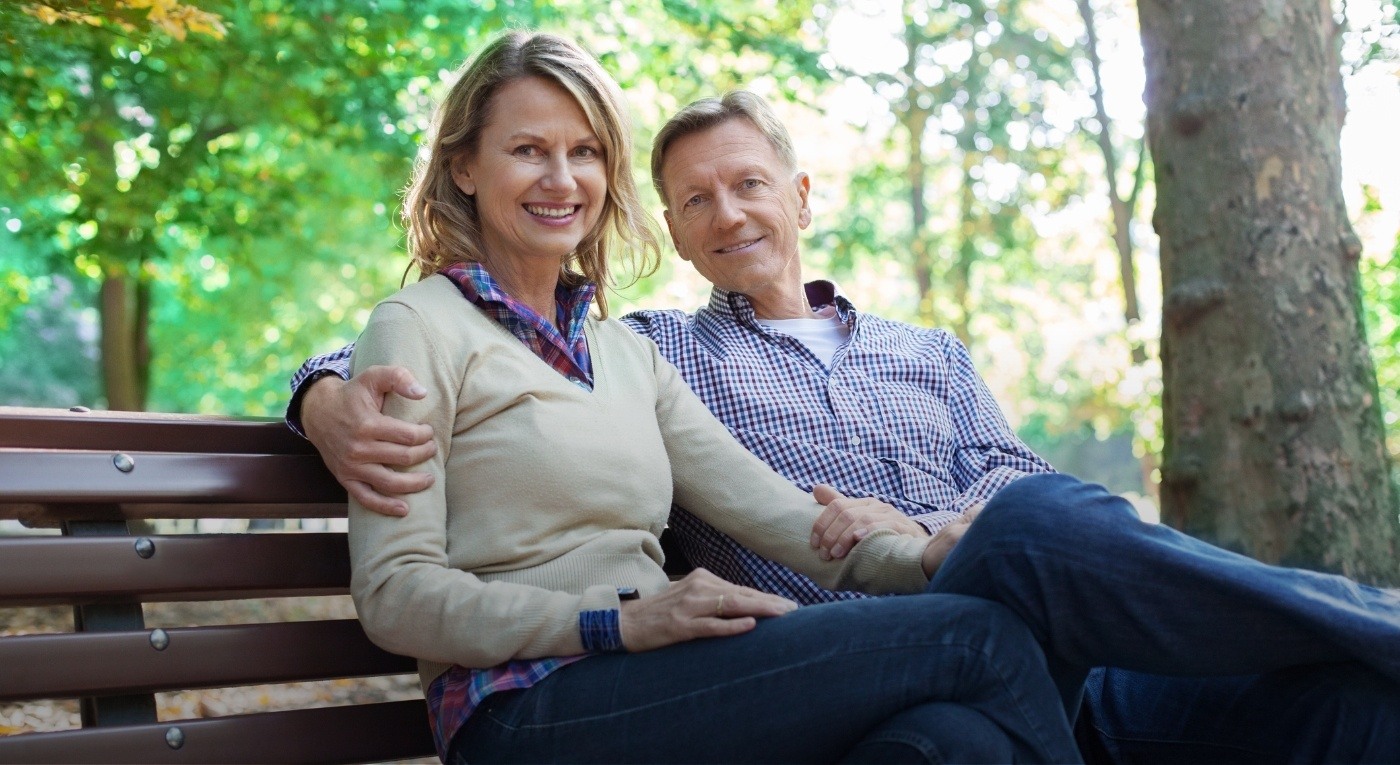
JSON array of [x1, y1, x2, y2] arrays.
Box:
[[1140, 0, 1399, 584], [99, 270, 149, 411]]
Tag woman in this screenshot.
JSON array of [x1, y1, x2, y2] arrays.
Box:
[[348, 31, 1079, 764]]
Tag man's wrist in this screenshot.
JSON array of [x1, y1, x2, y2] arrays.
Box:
[[287, 370, 348, 438]]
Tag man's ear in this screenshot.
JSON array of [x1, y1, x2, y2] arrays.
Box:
[[794, 172, 812, 229], [451, 157, 476, 196], [663, 209, 689, 261]]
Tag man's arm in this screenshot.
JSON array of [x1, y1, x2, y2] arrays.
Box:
[[287, 344, 437, 516], [939, 332, 1055, 508]]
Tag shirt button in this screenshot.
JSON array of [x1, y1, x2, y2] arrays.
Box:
[[848, 436, 861, 447]]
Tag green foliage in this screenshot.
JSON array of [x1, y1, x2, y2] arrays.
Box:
[[1, 0, 824, 414], [1362, 226, 1400, 460]]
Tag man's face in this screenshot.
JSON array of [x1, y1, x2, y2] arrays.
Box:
[[661, 118, 811, 299]]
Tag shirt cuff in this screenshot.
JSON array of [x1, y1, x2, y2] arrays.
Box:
[[913, 510, 963, 537], [579, 609, 625, 653], [285, 367, 351, 438]]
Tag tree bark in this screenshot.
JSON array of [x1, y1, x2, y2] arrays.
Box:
[[99, 270, 148, 411], [1140, 0, 1398, 584]]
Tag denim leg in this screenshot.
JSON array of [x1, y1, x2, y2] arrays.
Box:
[[448, 594, 1080, 764], [930, 473, 1400, 683], [840, 704, 1017, 764], [1080, 664, 1400, 764]]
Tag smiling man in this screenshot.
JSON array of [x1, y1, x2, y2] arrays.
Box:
[[289, 91, 1400, 763]]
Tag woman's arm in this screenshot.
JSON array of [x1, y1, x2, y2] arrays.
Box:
[[645, 339, 931, 595], [346, 300, 622, 668]]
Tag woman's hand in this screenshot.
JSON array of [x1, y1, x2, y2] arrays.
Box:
[[920, 503, 985, 578], [811, 484, 929, 560], [618, 569, 797, 652]]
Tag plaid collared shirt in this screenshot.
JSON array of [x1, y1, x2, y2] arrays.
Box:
[[622, 281, 1053, 604], [289, 282, 1052, 605]]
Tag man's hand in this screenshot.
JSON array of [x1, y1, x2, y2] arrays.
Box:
[[619, 569, 797, 652], [811, 484, 930, 560], [301, 366, 437, 517], [920, 502, 985, 578]]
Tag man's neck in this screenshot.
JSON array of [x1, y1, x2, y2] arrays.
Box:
[[746, 283, 814, 320]]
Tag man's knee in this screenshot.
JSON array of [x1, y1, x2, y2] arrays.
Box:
[[974, 473, 1135, 546]]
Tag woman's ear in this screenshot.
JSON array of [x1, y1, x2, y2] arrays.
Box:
[[451, 157, 476, 196]]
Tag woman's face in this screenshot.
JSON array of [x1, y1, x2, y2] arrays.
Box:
[[453, 76, 608, 272]]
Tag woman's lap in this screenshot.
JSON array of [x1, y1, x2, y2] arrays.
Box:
[[449, 593, 1077, 763]]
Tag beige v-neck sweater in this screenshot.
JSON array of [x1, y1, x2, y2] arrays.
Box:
[[347, 276, 930, 689]]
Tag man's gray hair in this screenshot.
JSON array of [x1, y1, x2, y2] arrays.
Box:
[[650, 90, 798, 207]]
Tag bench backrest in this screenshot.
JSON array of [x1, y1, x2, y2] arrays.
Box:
[[0, 406, 435, 763]]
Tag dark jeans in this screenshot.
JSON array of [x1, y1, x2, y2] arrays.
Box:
[[932, 473, 1400, 763], [1080, 664, 1400, 763], [447, 594, 1081, 764]]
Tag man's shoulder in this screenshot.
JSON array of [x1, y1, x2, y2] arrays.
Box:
[[621, 307, 696, 338], [857, 311, 959, 346]]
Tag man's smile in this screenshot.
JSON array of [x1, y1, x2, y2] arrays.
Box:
[[716, 236, 763, 254]]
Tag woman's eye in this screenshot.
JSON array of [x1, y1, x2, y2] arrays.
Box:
[[514, 145, 539, 157], [742, 178, 762, 189], [573, 146, 599, 158]]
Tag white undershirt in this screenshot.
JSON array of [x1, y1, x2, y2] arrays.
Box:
[[756, 305, 852, 367]]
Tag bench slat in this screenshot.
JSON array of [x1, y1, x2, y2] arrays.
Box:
[[0, 620, 414, 702], [0, 406, 317, 455], [0, 534, 350, 606], [0, 451, 344, 504], [0, 503, 349, 525], [0, 700, 435, 764]]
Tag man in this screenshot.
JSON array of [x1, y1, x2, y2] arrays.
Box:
[[291, 91, 1400, 762]]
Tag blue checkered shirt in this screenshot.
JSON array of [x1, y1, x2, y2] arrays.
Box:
[[287, 280, 1053, 604]]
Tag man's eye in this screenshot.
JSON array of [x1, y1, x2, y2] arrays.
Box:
[[742, 178, 762, 189]]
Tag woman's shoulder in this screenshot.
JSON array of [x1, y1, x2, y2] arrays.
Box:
[[374, 274, 469, 316]]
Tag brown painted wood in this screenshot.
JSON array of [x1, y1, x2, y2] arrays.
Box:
[[0, 534, 350, 606], [0, 503, 348, 525], [0, 406, 317, 455], [0, 700, 434, 763], [0, 620, 414, 702], [0, 451, 343, 505]]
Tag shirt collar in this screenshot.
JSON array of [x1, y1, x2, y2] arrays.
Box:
[[442, 261, 597, 326], [706, 279, 858, 327]]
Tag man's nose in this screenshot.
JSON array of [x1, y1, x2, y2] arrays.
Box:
[[712, 193, 745, 229]]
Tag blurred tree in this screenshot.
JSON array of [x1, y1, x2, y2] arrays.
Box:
[[1141, 0, 1399, 583], [1, 0, 821, 414], [839, 0, 1078, 345], [1074, 0, 1147, 365]]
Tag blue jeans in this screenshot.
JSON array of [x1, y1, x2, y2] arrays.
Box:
[[1080, 664, 1400, 763], [931, 473, 1400, 762], [447, 594, 1081, 763]]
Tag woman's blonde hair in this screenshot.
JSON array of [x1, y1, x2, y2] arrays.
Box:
[[403, 31, 659, 317]]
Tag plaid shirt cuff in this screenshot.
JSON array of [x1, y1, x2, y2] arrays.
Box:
[[579, 609, 625, 653], [913, 511, 963, 537], [285, 360, 353, 437]]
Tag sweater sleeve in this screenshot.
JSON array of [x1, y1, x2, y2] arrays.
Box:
[[346, 300, 621, 669], [647, 337, 930, 595]]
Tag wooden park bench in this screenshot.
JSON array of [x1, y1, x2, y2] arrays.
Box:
[[0, 405, 436, 763]]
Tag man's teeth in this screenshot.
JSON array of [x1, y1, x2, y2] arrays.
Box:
[[720, 239, 759, 253], [527, 205, 575, 218]]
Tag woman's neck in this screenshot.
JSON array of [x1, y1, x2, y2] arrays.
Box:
[[480, 255, 561, 325]]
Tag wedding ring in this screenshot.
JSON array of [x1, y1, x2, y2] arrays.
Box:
[[715, 594, 726, 618]]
